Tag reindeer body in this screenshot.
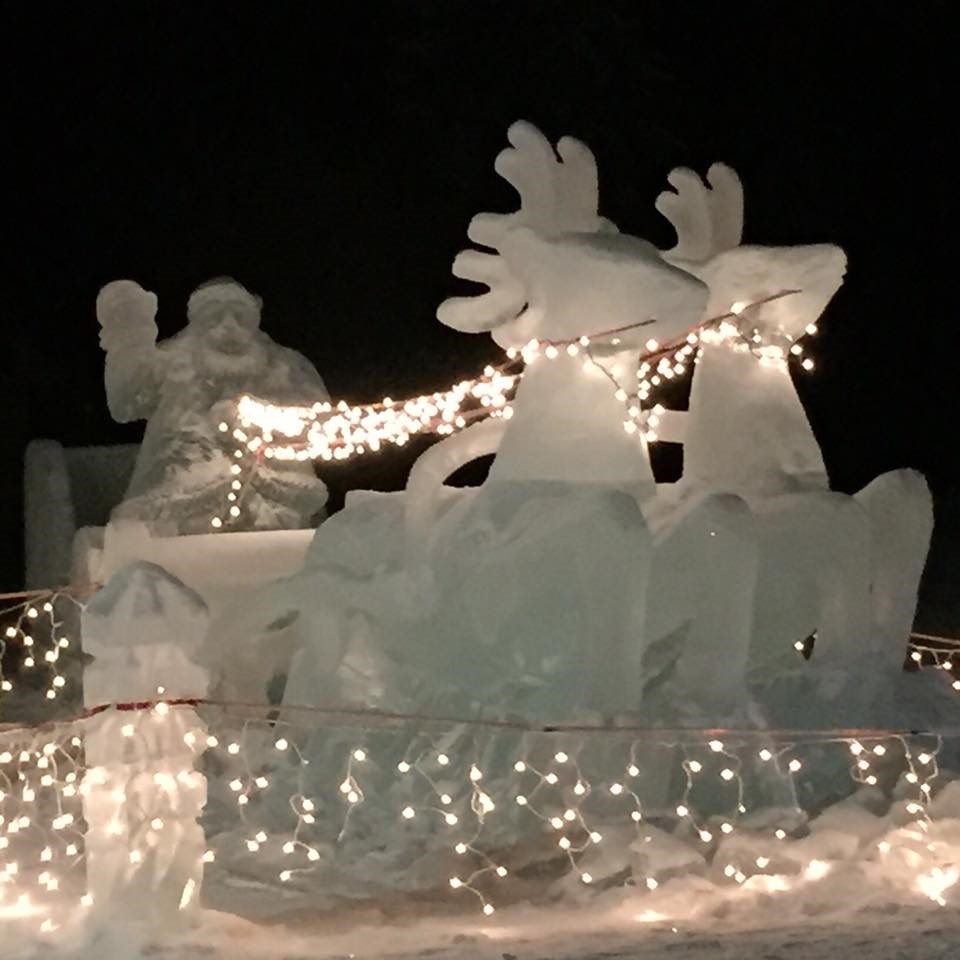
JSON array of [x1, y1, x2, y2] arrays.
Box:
[[488, 351, 650, 490], [652, 165, 932, 677]]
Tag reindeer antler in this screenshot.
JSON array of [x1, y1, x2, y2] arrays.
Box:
[[656, 163, 744, 264], [438, 121, 609, 334], [657, 164, 847, 340]]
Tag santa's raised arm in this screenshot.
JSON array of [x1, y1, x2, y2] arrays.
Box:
[[96, 279, 168, 423]]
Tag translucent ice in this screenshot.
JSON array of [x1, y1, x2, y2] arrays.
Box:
[[655, 164, 842, 498], [82, 562, 209, 928], [217, 124, 934, 735], [97, 277, 329, 534], [436, 120, 708, 497], [651, 164, 933, 705]]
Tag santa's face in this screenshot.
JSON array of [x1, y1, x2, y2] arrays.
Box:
[[193, 299, 260, 356], [187, 298, 266, 379]]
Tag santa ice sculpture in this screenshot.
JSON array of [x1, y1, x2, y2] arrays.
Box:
[[96, 277, 329, 534]]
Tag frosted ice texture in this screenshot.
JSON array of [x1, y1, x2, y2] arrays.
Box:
[[82, 562, 209, 927], [97, 278, 329, 534], [650, 165, 934, 704], [655, 164, 839, 498], [69, 126, 951, 927], [154, 125, 934, 731], [437, 121, 709, 498]]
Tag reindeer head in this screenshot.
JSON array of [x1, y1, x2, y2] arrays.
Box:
[[438, 122, 709, 353], [656, 164, 846, 340]]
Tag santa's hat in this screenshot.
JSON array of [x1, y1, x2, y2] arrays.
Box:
[[187, 277, 262, 319]]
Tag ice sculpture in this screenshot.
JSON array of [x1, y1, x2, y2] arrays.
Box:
[[221, 121, 933, 732], [97, 277, 329, 534], [435, 120, 708, 498], [653, 163, 840, 498], [648, 165, 933, 693], [218, 125, 695, 719], [81, 562, 209, 928], [422, 126, 762, 713]]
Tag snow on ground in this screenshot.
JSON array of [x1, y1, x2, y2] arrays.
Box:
[[59, 900, 960, 960], [14, 831, 960, 960]]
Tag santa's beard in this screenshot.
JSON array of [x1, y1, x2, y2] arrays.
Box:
[[195, 336, 268, 379]]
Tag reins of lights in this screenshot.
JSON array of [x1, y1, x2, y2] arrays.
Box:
[[215, 290, 804, 529]]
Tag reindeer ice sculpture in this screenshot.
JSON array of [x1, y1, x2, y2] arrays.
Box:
[[648, 165, 933, 683], [235, 123, 714, 716], [416, 121, 708, 501], [406, 123, 740, 705], [406, 123, 932, 714], [228, 122, 931, 725], [652, 163, 845, 498], [409, 122, 764, 712]]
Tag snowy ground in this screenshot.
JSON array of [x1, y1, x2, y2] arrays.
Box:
[[74, 900, 960, 960], [19, 837, 960, 960]]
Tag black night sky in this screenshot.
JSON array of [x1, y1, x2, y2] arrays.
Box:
[[1, 3, 955, 593]]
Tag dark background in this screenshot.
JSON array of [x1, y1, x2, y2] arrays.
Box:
[[1, 3, 955, 595]]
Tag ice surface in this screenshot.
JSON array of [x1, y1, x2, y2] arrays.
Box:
[[856, 469, 936, 663], [93, 520, 313, 590], [648, 164, 934, 719], [437, 121, 708, 497], [81, 562, 209, 931], [82, 559, 209, 704], [655, 164, 843, 499], [25, 123, 945, 960], [257, 124, 935, 732], [96, 277, 329, 534], [680, 344, 829, 499], [79, 125, 936, 734], [79, 521, 314, 703]]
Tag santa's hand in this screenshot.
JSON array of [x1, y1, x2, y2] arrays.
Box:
[[209, 399, 239, 432], [96, 279, 159, 353]]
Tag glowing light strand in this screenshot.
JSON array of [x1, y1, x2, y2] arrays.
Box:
[[211, 291, 804, 528], [0, 590, 86, 706], [2, 701, 959, 938]]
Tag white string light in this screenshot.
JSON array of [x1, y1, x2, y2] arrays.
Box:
[[5, 288, 957, 706], [210, 291, 809, 529], [0, 590, 84, 706], [1, 701, 958, 940]]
